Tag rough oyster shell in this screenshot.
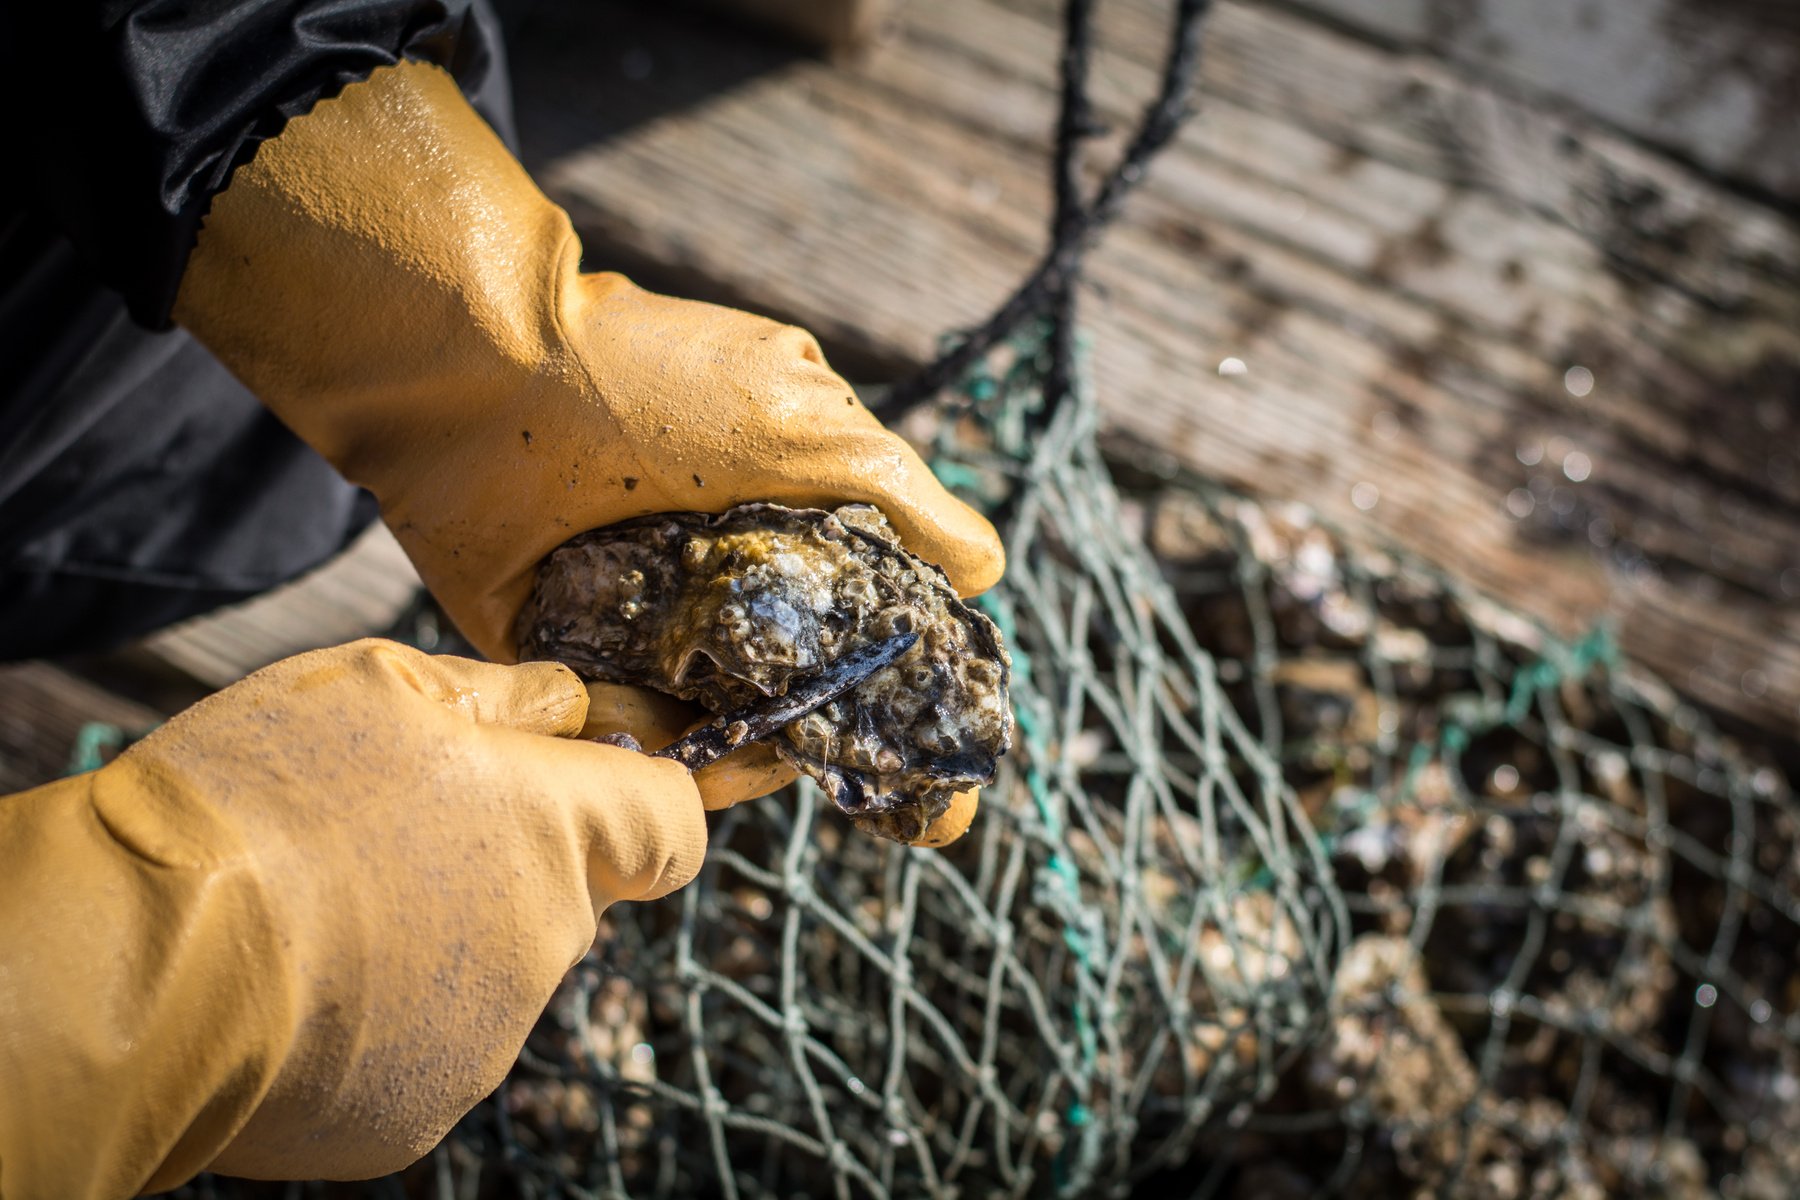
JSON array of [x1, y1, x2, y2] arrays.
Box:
[[515, 504, 1012, 842]]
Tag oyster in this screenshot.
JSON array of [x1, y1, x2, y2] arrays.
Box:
[[516, 504, 1012, 842]]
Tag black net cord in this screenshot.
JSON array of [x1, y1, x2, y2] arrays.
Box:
[[871, 0, 1214, 426]]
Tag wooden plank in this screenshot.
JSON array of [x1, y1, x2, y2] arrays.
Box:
[[699, 0, 905, 57], [2, 526, 420, 795], [140, 521, 421, 690], [0, 663, 163, 793], [995, 0, 1800, 331], [508, 0, 1800, 732], [1272, 0, 1800, 206]]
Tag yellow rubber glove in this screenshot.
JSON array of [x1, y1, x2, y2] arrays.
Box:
[[0, 639, 704, 1197], [172, 59, 1005, 672]]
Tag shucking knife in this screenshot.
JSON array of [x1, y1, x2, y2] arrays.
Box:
[[647, 630, 919, 771]]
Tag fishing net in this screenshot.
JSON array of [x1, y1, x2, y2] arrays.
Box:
[[166, 2, 1798, 1197], [391, 331, 1796, 1200]]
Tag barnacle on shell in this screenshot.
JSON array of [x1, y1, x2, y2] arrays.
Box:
[[515, 504, 1012, 842]]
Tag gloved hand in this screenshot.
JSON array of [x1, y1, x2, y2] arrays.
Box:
[[172, 59, 1005, 671], [0, 639, 704, 1197]]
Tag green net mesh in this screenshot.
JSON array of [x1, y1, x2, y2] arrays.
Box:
[[345, 337, 1794, 1200]]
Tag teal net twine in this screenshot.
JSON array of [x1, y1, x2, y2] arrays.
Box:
[[64, 721, 127, 775], [971, 585, 1103, 1187], [1400, 625, 1622, 798], [64, 720, 158, 775]]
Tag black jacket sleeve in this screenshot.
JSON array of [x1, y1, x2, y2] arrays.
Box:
[[0, 0, 514, 330]]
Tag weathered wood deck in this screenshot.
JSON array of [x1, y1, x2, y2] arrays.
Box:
[[509, 0, 1800, 733]]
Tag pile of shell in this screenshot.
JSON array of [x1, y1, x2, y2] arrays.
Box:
[[1138, 473, 1800, 1200], [184, 463, 1796, 1200]]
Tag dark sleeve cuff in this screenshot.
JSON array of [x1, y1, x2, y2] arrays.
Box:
[[0, 0, 510, 330]]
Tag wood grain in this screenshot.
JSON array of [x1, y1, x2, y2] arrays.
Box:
[[140, 521, 420, 689], [0, 663, 163, 792], [511, 0, 1800, 733], [1278, 0, 1800, 205]]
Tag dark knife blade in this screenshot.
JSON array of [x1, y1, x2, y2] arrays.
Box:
[[652, 631, 919, 772]]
